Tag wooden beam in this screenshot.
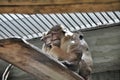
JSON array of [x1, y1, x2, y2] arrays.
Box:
[[0, 0, 120, 14], [0, 38, 84, 80], [0, 0, 120, 5]]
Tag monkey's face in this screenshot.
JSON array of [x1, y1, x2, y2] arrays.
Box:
[[41, 32, 52, 47], [41, 24, 84, 51], [41, 30, 63, 47]]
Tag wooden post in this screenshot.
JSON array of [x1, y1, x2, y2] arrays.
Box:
[[0, 38, 84, 80]]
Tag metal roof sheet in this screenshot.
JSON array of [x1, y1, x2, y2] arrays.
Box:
[[0, 11, 120, 40]]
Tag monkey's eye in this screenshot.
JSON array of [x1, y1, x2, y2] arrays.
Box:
[[79, 35, 83, 40]]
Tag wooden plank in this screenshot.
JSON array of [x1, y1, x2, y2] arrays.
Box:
[[0, 0, 120, 5], [0, 0, 120, 13], [0, 38, 84, 80]]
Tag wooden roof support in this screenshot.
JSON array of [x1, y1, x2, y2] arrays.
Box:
[[0, 38, 84, 80], [0, 0, 120, 14]]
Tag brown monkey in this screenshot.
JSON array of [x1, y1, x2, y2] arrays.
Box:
[[41, 25, 93, 80], [81, 33, 93, 80], [41, 25, 82, 61], [41, 25, 64, 55], [60, 31, 93, 80]]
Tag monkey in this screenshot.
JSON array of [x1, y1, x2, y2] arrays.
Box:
[[41, 25, 64, 55], [41, 24, 93, 80], [60, 31, 93, 80], [41, 25, 82, 61], [79, 39, 93, 80]]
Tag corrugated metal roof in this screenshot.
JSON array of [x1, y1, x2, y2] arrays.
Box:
[[0, 11, 120, 40]]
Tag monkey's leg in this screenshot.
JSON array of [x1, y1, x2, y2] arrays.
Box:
[[78, 60, 92, 80], [61, 60, 81, 74]]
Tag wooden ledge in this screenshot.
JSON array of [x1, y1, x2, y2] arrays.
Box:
[[0, 38, 84, 80]]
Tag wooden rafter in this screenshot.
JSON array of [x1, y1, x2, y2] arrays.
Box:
[[0, 0, 120, 14], [0, 38, 84, 80]]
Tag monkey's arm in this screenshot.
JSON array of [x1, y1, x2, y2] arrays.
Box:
[[49, 45, 79, 61], [80, 39, 93, 67]]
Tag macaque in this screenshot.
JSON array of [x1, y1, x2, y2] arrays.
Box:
[[41, 25, 93, 80]]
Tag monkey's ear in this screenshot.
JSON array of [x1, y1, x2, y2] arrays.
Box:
[[59, 24, 68, 32], [73, 31, 84, 40], [77, 31, 84, 40], [40, 31, 48, 41]]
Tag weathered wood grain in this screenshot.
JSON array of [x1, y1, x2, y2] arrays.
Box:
[[0, 0, 119, 5], [0, 0, 120, 13], [0, 38, 84, 80]]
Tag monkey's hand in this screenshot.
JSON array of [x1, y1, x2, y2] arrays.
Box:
[[49, 44, 70, 60], [51, 40, 61, 47], [79, 60, 92, 80], [61, 60, 80, 73]]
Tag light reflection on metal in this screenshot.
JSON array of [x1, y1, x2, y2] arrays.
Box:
[[0, 11, 120, 39]]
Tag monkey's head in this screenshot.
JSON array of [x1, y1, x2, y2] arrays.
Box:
[[73, 31, 84, 40], [41, 24, 84, 47], [41, 24, 67, 47]]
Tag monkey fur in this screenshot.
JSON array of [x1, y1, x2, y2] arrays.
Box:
[[41, 25, 93, 80]]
